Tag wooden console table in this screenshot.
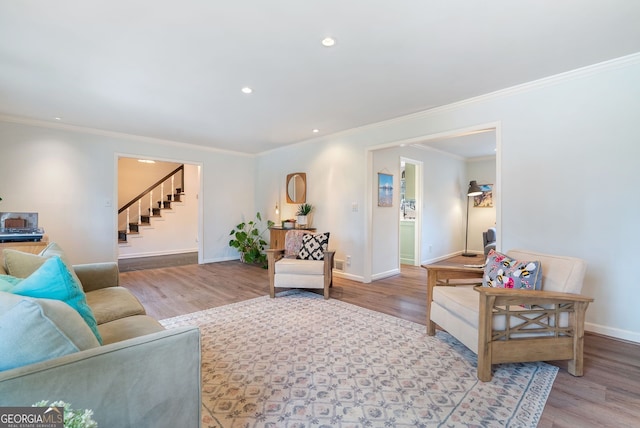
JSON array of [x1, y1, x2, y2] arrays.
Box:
[[269, 227, 316, 250], [421, 262, 484, 335]]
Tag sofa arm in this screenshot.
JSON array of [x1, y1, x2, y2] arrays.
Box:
[[73, 262, 120, 292], [0, 327, 201, 428]]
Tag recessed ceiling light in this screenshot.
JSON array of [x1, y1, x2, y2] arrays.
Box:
[[54, 117, 62, 121], [138, 159, 156, 164], [321, 37, 335, 47], [312, 129, 320, 133], [241, 87, 253, 94]]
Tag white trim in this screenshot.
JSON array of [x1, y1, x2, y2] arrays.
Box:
[[332, 270, 364, 282], [0, 114, 255, 157], [117, 247, 199, 260], [371, 268, 401, 281], [260, 52, 640, 156], [586, 322, 640, 344]]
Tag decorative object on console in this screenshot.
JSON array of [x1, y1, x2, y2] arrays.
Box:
[[286, 172, 306, 203], [296, 203, 313, 227], [228, 212, 274, 267], [462, 180, 483, 257], [281, 219, 296, 229]]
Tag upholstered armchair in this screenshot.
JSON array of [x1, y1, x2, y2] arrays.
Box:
[[482, 227, 497, 256], [266, 230, 335, 299], [424, 249, 593, 381]]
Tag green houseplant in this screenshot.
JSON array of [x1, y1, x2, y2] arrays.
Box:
[[229, 212, 274, 267], [296, 203, 313, 227]]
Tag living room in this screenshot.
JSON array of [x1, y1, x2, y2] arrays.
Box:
[[1, 2, 639, 426]]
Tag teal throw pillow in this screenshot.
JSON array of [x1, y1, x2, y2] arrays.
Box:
[[5, 257, 103, 344]]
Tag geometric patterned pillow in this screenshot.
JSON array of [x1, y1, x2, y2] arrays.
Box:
[[297, 232, 330, 261], [482, 249, 542, 290]]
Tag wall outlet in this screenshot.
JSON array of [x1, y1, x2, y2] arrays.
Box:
[[346, 255, 352, 266]]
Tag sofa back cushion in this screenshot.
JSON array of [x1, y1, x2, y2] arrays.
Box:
[[0, 291, 100, 371], [506, 249, 587, 294], [1, 256, 103, 344]]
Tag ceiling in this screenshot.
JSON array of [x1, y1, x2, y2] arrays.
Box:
[[1, 1, 639, 155]]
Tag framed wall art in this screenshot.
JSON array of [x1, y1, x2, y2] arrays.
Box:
[[473, 184, 493, 207], [377, 173, 393, 207]]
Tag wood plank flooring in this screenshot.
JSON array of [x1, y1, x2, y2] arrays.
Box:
[[120, 259, 640, 427]]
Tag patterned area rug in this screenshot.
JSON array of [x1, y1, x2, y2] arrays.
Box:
[[160, 291, 557, 427]]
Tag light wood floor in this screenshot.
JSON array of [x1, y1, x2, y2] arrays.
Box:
[[120, 259, 640, 428]]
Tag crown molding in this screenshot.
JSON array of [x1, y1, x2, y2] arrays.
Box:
[[285, 52, 640, 148], [0, 114, 256, 158]]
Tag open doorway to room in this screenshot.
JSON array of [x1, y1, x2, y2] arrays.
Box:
[[116, 156, 202, 270], [366, 123, 498, 282], [399, 157, 422, 266]]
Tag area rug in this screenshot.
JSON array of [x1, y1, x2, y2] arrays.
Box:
[[160, 291, 557, 427]]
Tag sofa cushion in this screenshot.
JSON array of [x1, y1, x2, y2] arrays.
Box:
[[0, 291, 100, 371], [86, 287, 146, 325], [297, 232, 330, 261], [98, 315, 165, 345], [482, 249, 542, 290], [0, 256, 102, 344]]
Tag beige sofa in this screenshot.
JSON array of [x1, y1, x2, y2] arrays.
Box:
[[0, 244, 201, 427]]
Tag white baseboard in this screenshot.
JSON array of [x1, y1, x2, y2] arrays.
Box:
[[200, 255, 243, 264], [332, 270, 364, 282], [585, 322, 640, 344], [118, 248, 198, 260], [371, 268, 401, 281]]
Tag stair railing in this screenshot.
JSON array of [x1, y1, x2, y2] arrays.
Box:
[[118, 165, 184, 236]]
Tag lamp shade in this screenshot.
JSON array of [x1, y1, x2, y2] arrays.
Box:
[[467, 180, 483, 197]]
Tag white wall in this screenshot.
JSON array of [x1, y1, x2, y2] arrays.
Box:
[[0, 120, 257, 265], [256, 54, 640, 342]]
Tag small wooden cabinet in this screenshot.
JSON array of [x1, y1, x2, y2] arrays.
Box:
[[269, 227, 316, 250]]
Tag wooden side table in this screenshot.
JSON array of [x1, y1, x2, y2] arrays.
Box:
[[421, 263, 484, 335], [269, 227, 316, 250]]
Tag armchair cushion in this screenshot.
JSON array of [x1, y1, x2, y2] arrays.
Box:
[[297, 232, 330, 260], [482, 249, 542, 290]]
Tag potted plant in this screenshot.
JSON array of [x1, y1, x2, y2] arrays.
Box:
[[296, 203, 313, 227], [228, 212, 274, 267]]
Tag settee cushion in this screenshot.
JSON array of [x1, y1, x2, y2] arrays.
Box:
[[98, 315, 165, 345], [482, 249, 542, 290], [86, 287, 146, 324], [297, 232, 330, 261], [0, 291, 100, 371], [0, 256, 102, 344]]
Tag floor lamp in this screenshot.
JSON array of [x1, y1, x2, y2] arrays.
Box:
[[462, 180, 483, 257]]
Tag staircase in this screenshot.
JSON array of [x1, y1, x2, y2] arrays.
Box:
[[118, 165, 185, 244]]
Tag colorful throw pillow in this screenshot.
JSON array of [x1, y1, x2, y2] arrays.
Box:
[[1, 256, 103, 344], [482, 249, 542, 290], [297, 232, 330, 261]]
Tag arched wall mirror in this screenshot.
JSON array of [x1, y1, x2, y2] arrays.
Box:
[[286, 172, 306, 203]]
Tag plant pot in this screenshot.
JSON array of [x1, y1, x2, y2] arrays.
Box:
[[297, 215, 308, 227]]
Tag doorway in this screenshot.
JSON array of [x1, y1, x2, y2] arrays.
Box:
[[399, 157, 422, 266], [116, 155, 203, 263]]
